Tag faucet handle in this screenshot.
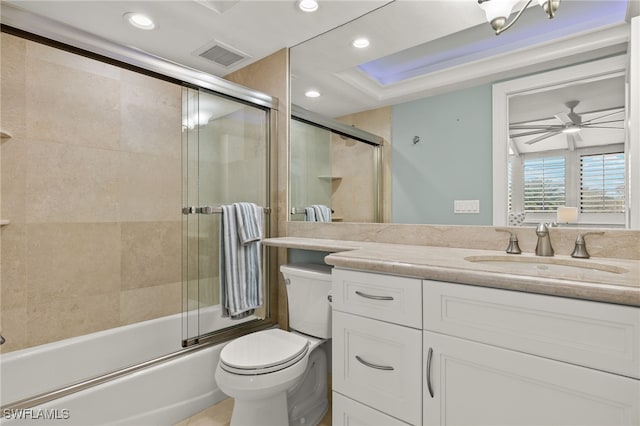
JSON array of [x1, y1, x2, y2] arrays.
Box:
[[571, 232, 604, 259], [495, 228, 521, 254]]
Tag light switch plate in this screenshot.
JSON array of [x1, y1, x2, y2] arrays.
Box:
[[454, 199, 480, 214]]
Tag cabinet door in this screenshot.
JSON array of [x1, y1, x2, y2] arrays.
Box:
[[333, 392, 411, 426], [333, 311, 422, 425], [423, 330, 640, 426]]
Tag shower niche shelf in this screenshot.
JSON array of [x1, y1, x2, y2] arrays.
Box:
[[0, 220, 10, 226], [1, 129, 13, 140]]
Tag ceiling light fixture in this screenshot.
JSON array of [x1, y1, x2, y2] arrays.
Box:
[[305, 90, 321, 98], [352, 38, 370, 49], [124, 12, 155, 30], [477, 0, 559, 35], [297, 0, 319, 13]]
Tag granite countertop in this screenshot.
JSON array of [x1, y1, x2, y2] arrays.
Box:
[[263, 237, 640, 307]]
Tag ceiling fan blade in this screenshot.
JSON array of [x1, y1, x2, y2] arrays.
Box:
[[566, 133, 577, 151], [510, 116, 557, 125], [510, 129, 561, 138], [581, 119, 625, 126], [509, 124, 564, 130], [580, 125, 625, 130], [525, 130, 563, 145], [554, 112, 573, 125], [573, 131, 583, 143], [581, 109, 624, 124]]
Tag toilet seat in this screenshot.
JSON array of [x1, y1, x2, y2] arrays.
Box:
[[220, 329, 310, 376]]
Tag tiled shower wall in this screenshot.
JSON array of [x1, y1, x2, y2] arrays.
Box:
[[0, 33, 183, 353]]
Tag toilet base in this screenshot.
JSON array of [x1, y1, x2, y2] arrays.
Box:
[[230, 392, 288, 426], [288, 342, 328, 425]]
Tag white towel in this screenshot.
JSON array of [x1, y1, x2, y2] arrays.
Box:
[[312, 204, 332, 222], [220, 203, 263, 319]]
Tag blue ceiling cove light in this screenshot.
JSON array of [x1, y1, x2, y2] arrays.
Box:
[[357, 0, 628, 86]]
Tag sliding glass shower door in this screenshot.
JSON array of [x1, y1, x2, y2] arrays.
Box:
[[182, 87, 270, 345]]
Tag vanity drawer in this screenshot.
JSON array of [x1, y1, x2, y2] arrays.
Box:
[[423, 280, 640, 379], [333, 311, 422, 425], [332, 268, 422, 328], [333, 392, 411, 426]]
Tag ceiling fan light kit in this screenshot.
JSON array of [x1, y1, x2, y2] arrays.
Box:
[[477, 0, 560, 35]]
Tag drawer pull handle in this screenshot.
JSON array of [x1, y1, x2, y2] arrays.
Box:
[[426, 347, 434, 398], [355, 290, 394, 301], [355, 355, 394, 371]]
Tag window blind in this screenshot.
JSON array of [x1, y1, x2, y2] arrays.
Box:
[[523, 156, 565, 212], [580, 152, 625, 213]]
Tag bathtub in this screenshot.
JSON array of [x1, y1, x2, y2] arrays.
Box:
[[0, 306, 253, 425]]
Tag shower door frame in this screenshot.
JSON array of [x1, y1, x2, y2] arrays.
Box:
[[181, 85, 277, 347]]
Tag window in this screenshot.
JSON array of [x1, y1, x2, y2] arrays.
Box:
[[509, 147, 626, 226], [523, 156, 566, 212], [580, 152, 625, 213]]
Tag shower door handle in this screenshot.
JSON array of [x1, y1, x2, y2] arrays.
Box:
[[182, 206, 216, 214]]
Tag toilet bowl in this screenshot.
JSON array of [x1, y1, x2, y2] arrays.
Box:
[[215, 263, 332, 426]]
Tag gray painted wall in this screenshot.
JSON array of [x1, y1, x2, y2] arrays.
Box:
[[391, 84, 493, 225]]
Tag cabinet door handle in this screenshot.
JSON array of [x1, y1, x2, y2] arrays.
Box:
[[426, 347, 434, 398], [355, 355, 394, 371], [355, 290, 394, 301]]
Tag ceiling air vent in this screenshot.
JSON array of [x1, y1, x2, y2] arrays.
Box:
[[196, 41, 249, 68]]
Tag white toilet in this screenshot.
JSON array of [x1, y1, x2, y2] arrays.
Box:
[[215, 263, 333, 426]]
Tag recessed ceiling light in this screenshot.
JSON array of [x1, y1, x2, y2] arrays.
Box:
[[297, 0, 319, 13], [352, 38, 370, 49], [124, 12, 155, 30], [305, 90, 321, 98]]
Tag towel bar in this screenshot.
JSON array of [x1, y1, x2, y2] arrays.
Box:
[[182, 206, 271, 215], [290, 207, 334, 215]]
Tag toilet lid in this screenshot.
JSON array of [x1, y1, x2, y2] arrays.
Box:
[[220, 329, 309, 375]]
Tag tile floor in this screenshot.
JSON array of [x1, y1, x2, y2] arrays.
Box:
[[174, 397, 332, 426]]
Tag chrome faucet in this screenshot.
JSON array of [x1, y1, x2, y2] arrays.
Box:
[[535, 223, 554, 256], [571, 232, 604, 259]]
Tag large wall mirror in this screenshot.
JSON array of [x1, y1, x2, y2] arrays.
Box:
[[493, 56, 638, 229], [289, 111, 383, 223], [289, 1, 637, 227]]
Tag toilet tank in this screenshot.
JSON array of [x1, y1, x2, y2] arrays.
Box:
[[280, 263, 333, 339]]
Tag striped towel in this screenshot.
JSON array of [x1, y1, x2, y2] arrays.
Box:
[[304, 206, 317, 222], [312, 204, 332, 222], [304, 205, 332, 222], [220, 203, 263, 319], [235, 202, 263, 244]]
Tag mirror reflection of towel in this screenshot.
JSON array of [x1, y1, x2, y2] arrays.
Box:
[[220, 203, 263, 319], [305, 204, 332, 222]]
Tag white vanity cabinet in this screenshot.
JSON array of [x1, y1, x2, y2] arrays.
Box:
[[332, 269, 422, 425], [332, 268, 640, 426], [422, 280, 640, 426], [422, 330, 640, 426]]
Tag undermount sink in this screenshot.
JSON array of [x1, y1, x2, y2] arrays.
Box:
[[464, 255, 629, 275]]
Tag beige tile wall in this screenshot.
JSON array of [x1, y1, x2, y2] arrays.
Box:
[[225, 48, 289, 329], [285, 221, 640, 261], [0, 33, 183, 353]]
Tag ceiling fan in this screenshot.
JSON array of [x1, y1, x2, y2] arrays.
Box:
[[509, 100, 625, 148]]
